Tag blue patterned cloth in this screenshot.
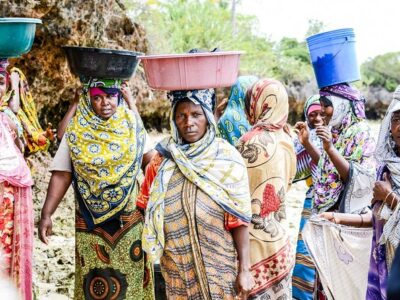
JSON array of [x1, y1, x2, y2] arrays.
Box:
[[217, 76, 258, 145]]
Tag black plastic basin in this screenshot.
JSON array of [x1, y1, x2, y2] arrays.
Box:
[[63, 46, 142, 79]]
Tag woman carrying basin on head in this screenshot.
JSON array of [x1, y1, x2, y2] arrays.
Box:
[[39, 78, 155, 300], [139, 88, 254, 299]]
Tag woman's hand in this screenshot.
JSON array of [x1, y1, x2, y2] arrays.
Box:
[[39, 215, 53, 245], [294, 122, 309, 146], [316, 125, 333, 152], [372, 173, 393, 205], [214, 98, 228, 122], [73, 87, 82, 104], [236, 270, 254, 300], [319, 212, 340, 224], [121, 82, 135, 109]]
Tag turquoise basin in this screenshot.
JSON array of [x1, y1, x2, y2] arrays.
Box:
[[0, 18, 42, 58]]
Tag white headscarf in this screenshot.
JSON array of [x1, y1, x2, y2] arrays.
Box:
[[375, 86, 400, 188], [375, 86, 400, 249]]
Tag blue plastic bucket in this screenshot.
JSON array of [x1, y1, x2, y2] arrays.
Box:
[[306, 28, 360, 88]]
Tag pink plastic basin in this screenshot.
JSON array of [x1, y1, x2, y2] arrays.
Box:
[[139, 51, 243, 90]]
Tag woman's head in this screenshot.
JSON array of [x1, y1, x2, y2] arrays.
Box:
[[83, 78, 122, 119], [169, 89, 215, 144], [245, 78, 288, 127], [174, 99, 208, 143], [391, 110, 400, 148], [319, 83, 366, 128], [304, 95, 323, 128], [89, 87, 119, 119], [319, 95, 333, 125]]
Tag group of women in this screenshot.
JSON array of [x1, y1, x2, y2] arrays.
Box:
[[1, 54, 400, 300]]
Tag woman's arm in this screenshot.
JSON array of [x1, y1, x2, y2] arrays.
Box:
[[8, 71, 20, 113], [232, 225, 254, 299], [319, 211, 373, 227], [121, 83, 139, 114], [316, 126, 350, 181], [39, 171, 72, 244], [57, 89, 80, 140]]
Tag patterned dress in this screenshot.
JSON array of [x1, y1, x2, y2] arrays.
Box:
[[52, 78, 154, 300], [0, 112, 33, 300], [237, 79, 296, 299]]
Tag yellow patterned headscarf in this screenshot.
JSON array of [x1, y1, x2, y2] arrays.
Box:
[[66, 78, 146, 229], [11, 68, 53, 153]]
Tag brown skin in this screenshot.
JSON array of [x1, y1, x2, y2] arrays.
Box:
[[319, 211, 372, 227], [174, 100, 208, 144], [294, 109, 324, 164], [174, 100, 254, 298], [315, 102, 350, 182], [56, 88, 80, 141]]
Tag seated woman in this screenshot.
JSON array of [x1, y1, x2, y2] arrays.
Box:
[[216, 75, 258, 145], [0, 62, 34, 300], [139, 89, 254, 299], [236, 79, 296, 299], [38, 78, 155, 300]]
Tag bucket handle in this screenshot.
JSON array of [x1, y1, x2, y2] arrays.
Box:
[[315, 37, 350, 66]]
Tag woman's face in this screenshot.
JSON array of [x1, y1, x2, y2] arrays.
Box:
[[90, 93, 118, 119], [174, 100, 208, 144], [307, 109, 324, 128], [320, 101, 333, 126], [0, 74, 7, 100], [391, 110, 400, 147]]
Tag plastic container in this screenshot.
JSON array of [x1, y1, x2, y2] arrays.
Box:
[[306, 28, 360, 88], [0, 18, 42, 58], [139, 51, 243, 90], [63, 46, 142, 79]]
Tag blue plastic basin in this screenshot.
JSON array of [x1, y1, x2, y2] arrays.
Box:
[[306, 28, 360, 88], [0, 18, 42, 58]]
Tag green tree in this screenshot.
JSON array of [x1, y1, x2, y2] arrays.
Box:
[[361, 52, 400, 91]]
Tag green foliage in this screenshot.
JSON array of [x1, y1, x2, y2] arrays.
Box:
[[361, 52, 400, 92], [306, 19, 325, 37], [125, 0, 400, 92], [129, 0, 311, 82]]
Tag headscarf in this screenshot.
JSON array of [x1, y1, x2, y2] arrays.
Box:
[[304, 94, 321, 126], [294, 95, 322, 183], [217, 76, 258, 145], [375, 86, 400, 250], [66, 78, 146, 229], [0, 60, 24, 140], [314, 83, 375, 212], [320, 83, 366, 119], [142, 89, 252, 262], [11, 67, 53, 154], [246, 78, 289, 131]]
